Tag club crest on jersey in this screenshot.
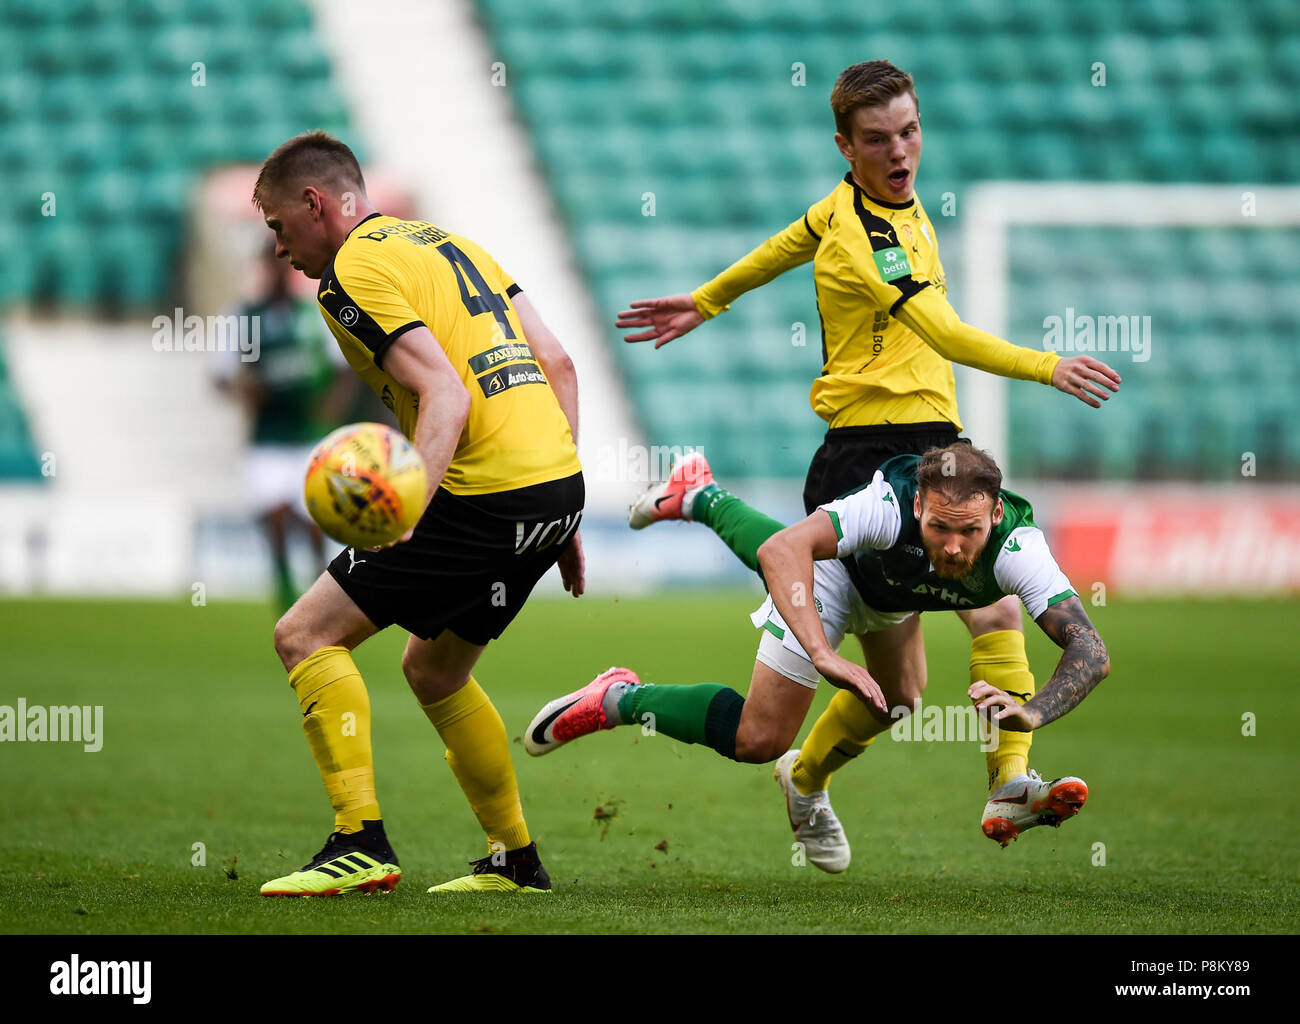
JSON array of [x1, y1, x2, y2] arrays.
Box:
[[959, 565, 986, 592]]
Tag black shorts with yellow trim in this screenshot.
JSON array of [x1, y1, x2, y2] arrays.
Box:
[[802, 422, 964, 514], [328, 471, 584, 645]]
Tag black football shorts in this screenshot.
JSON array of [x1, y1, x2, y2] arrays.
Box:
[[802, 422, 964, 514], [328, 471, 584, 645]]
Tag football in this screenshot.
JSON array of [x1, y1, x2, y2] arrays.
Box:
[[303, 422, 428, 548]]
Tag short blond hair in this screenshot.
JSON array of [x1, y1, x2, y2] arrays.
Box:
[[252, 130, 365, 211]]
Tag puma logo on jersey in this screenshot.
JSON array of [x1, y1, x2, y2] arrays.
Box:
[[319, 281, 338, 299], [347, 548, 367, 572], [1005, 538, 1022, 552]]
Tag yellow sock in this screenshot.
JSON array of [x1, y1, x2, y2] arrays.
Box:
[[421, 678, 530, 853], [971, 629, 1036, 793], [289, 646, 380, 835], [791, 689, 883, 795]]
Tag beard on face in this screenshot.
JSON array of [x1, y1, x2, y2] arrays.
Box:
[[923, 539, 975, 579]]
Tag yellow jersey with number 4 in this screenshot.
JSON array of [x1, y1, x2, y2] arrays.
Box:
[[316, 214, 580, 496]]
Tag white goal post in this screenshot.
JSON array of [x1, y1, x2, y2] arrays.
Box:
[[958, 182, 1300, 475]]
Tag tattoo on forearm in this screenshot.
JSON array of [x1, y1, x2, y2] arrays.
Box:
[[1029, 597, 1110, 727]]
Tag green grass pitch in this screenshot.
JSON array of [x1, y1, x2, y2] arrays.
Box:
[[2, 592, 1296, 934]]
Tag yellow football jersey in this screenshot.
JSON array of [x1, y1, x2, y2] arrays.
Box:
[[316, 215, 581, 495], [692, 173, 1059, 430]]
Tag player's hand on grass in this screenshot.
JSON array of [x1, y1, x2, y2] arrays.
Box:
[[969, 679, 1041, 731], [1052, 355, 1122, 408], [812, 650, 887, 714], [557, 531, 585, 598], [616, 294, 705, 348]]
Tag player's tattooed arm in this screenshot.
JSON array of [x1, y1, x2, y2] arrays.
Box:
[[970, 596, 1109, 730], [1030, 596, 1110, 727]]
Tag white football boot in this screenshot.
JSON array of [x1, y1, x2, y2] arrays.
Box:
[[981, 769, 1088, 847], [774, 749, 850, 873], [628, 451, 714, 529]]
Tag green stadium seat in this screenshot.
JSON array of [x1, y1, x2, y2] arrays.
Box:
[[125, 0, 188, 30], [181, 0, 231, 28], [39, 76, 98, 126], [279, 30, 333, 80], [250, 0, 312, 31], [5, 0, 57, 27], [97, 224, 177, 308], [77, 24, 133, 74], [63, 0, 131, 23], [100, 71, 158, 124]]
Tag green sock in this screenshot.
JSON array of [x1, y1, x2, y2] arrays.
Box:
[[616, 683, 746, 761], [690, 485, 787, 574]]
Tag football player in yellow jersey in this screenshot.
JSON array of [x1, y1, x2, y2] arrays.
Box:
[[251, 131, 584, 895], [616, 61, 1122, 863]]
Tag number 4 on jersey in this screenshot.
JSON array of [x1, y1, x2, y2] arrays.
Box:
[[437, 242, 516, 339]]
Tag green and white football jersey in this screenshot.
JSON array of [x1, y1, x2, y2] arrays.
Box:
[[820, 454, 1076, 617]]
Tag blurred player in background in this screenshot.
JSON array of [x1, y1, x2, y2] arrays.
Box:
[[215, 243, 357, 613], [616, 60, 1120, 855], [252, 132, 584, 896]]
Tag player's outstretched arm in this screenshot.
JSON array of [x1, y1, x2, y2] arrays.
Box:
[[1049, 355, 1122, 409], [617, 199, 831, 348], [615, 293, 705, 348], [511, 290, 584, 597], [970, 596, 1110, 731], [757, 514, 887, 714], [895, 288, 1122, 408]]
